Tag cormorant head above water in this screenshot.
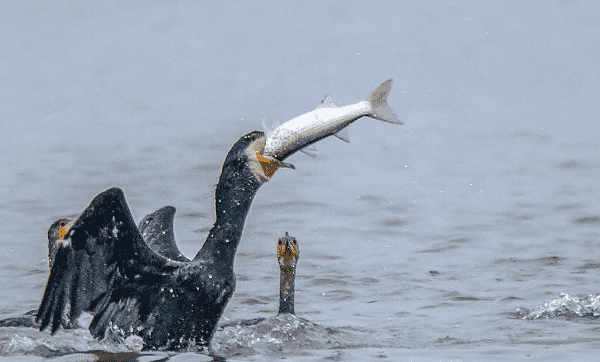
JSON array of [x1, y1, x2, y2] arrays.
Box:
[[277, 232, 299, 315], [47, 218, 69, 269], [36, 131, 293, 351]]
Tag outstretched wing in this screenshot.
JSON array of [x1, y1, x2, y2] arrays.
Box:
[[36, 187, 174, 334], [138, 206, 189, 262]]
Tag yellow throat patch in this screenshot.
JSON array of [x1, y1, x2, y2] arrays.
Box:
[[256, 152, 286, 179]]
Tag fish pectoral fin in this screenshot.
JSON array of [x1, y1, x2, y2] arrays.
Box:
[[316, 95, 338, 109], [333, 128, 350, 143], [299, 145, 318, 158]]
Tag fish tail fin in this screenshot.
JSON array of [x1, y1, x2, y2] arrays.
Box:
[[367, 79, 404, 124]]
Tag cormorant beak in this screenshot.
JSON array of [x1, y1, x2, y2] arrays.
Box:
[[246, 133, 294, 182], [256, 152, 295, 178]]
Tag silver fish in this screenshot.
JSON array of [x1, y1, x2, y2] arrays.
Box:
[[264, 79, 403, 161]]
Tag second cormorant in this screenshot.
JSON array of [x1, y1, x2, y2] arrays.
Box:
[[277, 232, 299, 315]]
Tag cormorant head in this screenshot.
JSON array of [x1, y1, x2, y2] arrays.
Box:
[[277, 232, 299, 268], [223, 131, 294, 184], [47, 218, 69, 241], [47, 218, 69, 267]]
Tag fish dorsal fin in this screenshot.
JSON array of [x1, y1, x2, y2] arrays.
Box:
[[317, 95, 338, 109], [333, 127, 350, 143]]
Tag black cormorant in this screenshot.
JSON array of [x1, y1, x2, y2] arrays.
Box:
[[277, 232, 299, 315], [47, 218, 69, 270], [36, 131, 293, 351]]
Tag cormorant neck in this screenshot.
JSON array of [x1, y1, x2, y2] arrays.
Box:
[[278, 263, 296, 315], [193, 167, 262, 265]]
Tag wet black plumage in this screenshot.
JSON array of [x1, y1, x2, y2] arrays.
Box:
[[36, 131, 292, 351], [138, 206, 188, 262]]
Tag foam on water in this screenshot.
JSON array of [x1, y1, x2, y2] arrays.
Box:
[[0, 314, 359, 359], [0, 327, 139, 358], [520, 293, 600, 320], [211, 313, 359, 358]]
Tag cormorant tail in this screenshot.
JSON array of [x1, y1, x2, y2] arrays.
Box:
[[367, 79, 404, 124]]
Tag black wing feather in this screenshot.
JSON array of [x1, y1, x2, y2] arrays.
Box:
[[138, 206, 189, 262], [37, 187, 172, 334]]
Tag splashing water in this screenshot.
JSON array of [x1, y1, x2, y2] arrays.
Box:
[[521, 293, 600, 320], [211, 314, 358, 358], [0, 327, 142, 358]]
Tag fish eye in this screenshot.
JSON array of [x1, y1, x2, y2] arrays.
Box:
[[278, 240, 282, 245], [60, 221, 65, 227]]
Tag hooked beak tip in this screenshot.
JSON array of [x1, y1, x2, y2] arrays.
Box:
[[281, 161, 295, 170]]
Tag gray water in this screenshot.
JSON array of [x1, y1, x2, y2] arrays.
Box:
[[1, 2, 600, 361]]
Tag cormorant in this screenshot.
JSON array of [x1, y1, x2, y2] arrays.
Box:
[[47, 218, 69, 269], [277, 232, 299, 315], [36, 131, 293, 351]]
